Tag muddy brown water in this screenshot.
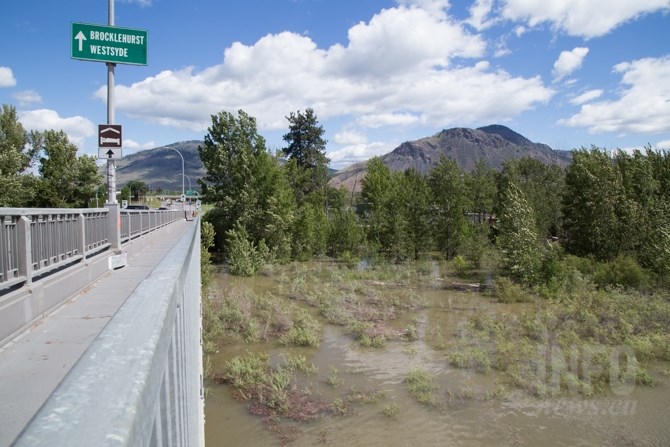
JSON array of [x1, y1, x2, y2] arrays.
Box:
[[204, 265, 670, 447]]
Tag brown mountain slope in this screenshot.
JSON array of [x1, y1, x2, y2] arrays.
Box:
[[329, 125, 571, 191], [106, 141, 206, 191]]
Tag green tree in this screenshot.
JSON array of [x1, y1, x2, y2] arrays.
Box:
[[498, 182, 541, 284], [498, 157, 565, 237], [328, 207, 365, 258], [361, 163, 432, 260], [465, 159, 497, 218], [199, 110, 295, 262], [292, 203, 329, 261], [282, 108, 330, 205], [327, 186, 365, 257], [562, 148, 634, 261], [0, 104, 40, 206], [225, 223, 269, 276], [617, 148, 670, 276], [360, 157, 395, 253], [122, 180, 149, 202], [428, 156, 469, 258], [396, 169, 433, 260], [35, 130, 102, 208]]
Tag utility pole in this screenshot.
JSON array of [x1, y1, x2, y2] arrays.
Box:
[[106, 0, 117, 204]]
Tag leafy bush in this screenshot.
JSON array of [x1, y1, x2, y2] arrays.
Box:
[[495, 276, 534, 303], [280, 308, 321, 347], [226, 223, 269, 276], [451, 255, 469, 277], [497, 183, 542, 285], [382, 403, 400, 419], [447, 346, 492, 373], [200, 220, 215, 291], [592, 255, 651, 290], [405, 368, 437, 406]]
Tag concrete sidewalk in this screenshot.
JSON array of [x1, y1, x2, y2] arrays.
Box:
[[0, 219, 194, 446]]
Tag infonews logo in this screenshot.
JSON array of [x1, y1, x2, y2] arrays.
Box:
[[532, 342, 639, 398], [450, 312, 643, 417], [507, 397, 638, 417]]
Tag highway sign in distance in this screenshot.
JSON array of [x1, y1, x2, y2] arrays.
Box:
[[72, 22, 147, 66]]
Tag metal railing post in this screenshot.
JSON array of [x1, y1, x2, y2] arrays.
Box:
[[17, 216, 33, 286], [77, 213, 86, 258], [107, 203, 121, 249]]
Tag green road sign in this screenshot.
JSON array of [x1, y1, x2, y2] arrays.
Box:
[[71, 22, 147, 65], [186, 190, 197, 196]]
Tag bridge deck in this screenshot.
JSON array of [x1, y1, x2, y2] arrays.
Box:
[[0, 219, 194, 446]]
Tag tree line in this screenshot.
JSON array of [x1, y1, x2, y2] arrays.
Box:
[[0, 104, 103, 208], [199, 109, 669, 287]]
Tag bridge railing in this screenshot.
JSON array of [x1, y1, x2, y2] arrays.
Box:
[[120, 209, 184, 243], [15, 218, 204, 447], [0, 207, 183, 291]]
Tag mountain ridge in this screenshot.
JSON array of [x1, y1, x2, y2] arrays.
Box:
[[103, 140, 205, 191], [106, 125, 571, 192], [330, 125, 571, 191]]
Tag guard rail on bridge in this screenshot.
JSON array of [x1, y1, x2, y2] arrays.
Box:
[[13, 217, 204, 446], [0, 207, 183, 290], [0, 207, 184, 345]]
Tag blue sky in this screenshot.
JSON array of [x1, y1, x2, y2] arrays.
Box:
[[1, 0, 669, 169]]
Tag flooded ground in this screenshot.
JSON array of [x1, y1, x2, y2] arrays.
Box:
[[204, 262, 670, 446]]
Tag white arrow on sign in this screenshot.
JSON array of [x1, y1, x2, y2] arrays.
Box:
[[98, 147, 122, 160], [75, 31, 86, 52]]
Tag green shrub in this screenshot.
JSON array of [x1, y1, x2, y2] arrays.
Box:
[[451, 255, 469, 277], [382, 403, 400, 419], [593, 255, 651, 290], [280, 308, 321, 347], [326, 365, 343, 387], [226, 223, 269, 276], [495, 276, 533, 303], [447, 346, 491, 373], [200, 220, 215, 291], [405, 368, 437, 405]]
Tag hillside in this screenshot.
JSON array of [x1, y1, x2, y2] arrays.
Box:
[[106, 126, 570, 193], [330, 125, 571, 191], [107, 141, 206, 191]]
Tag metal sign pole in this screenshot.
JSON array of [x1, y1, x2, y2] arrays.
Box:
[[106, 0, 117, 204]]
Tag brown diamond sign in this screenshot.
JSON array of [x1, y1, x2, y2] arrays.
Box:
[[98, 124, 122, 148]]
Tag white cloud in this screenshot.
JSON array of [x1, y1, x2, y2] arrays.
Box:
[[332, 5, 485, 77], [570, 89, 604, 105], [493, 37, 511, 57], [0, 66, 17, 88], [656, 139, 670, 149], [502, 0, 670, 38], [333, 130, 368, 146], [119, 0, 153, 6], [123, 139, 155, 150], [12, 90, 42, 106], [559, 56, 670, 134], [99, 4, 552, 142], [357, 113, 421, 128], [329, 141, 394, 168], [18, 109, 95, 151], [396, 0, 450, 19], [553, 47, 589, 81], [467, 0, 497, 30]]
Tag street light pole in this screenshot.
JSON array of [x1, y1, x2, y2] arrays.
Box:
[[183, 174, 192, 191], [168, 147, 185, 210]]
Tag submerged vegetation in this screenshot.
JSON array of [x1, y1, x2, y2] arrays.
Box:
[[204, 259, 670, 442], [198, 108, 670, 443]]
